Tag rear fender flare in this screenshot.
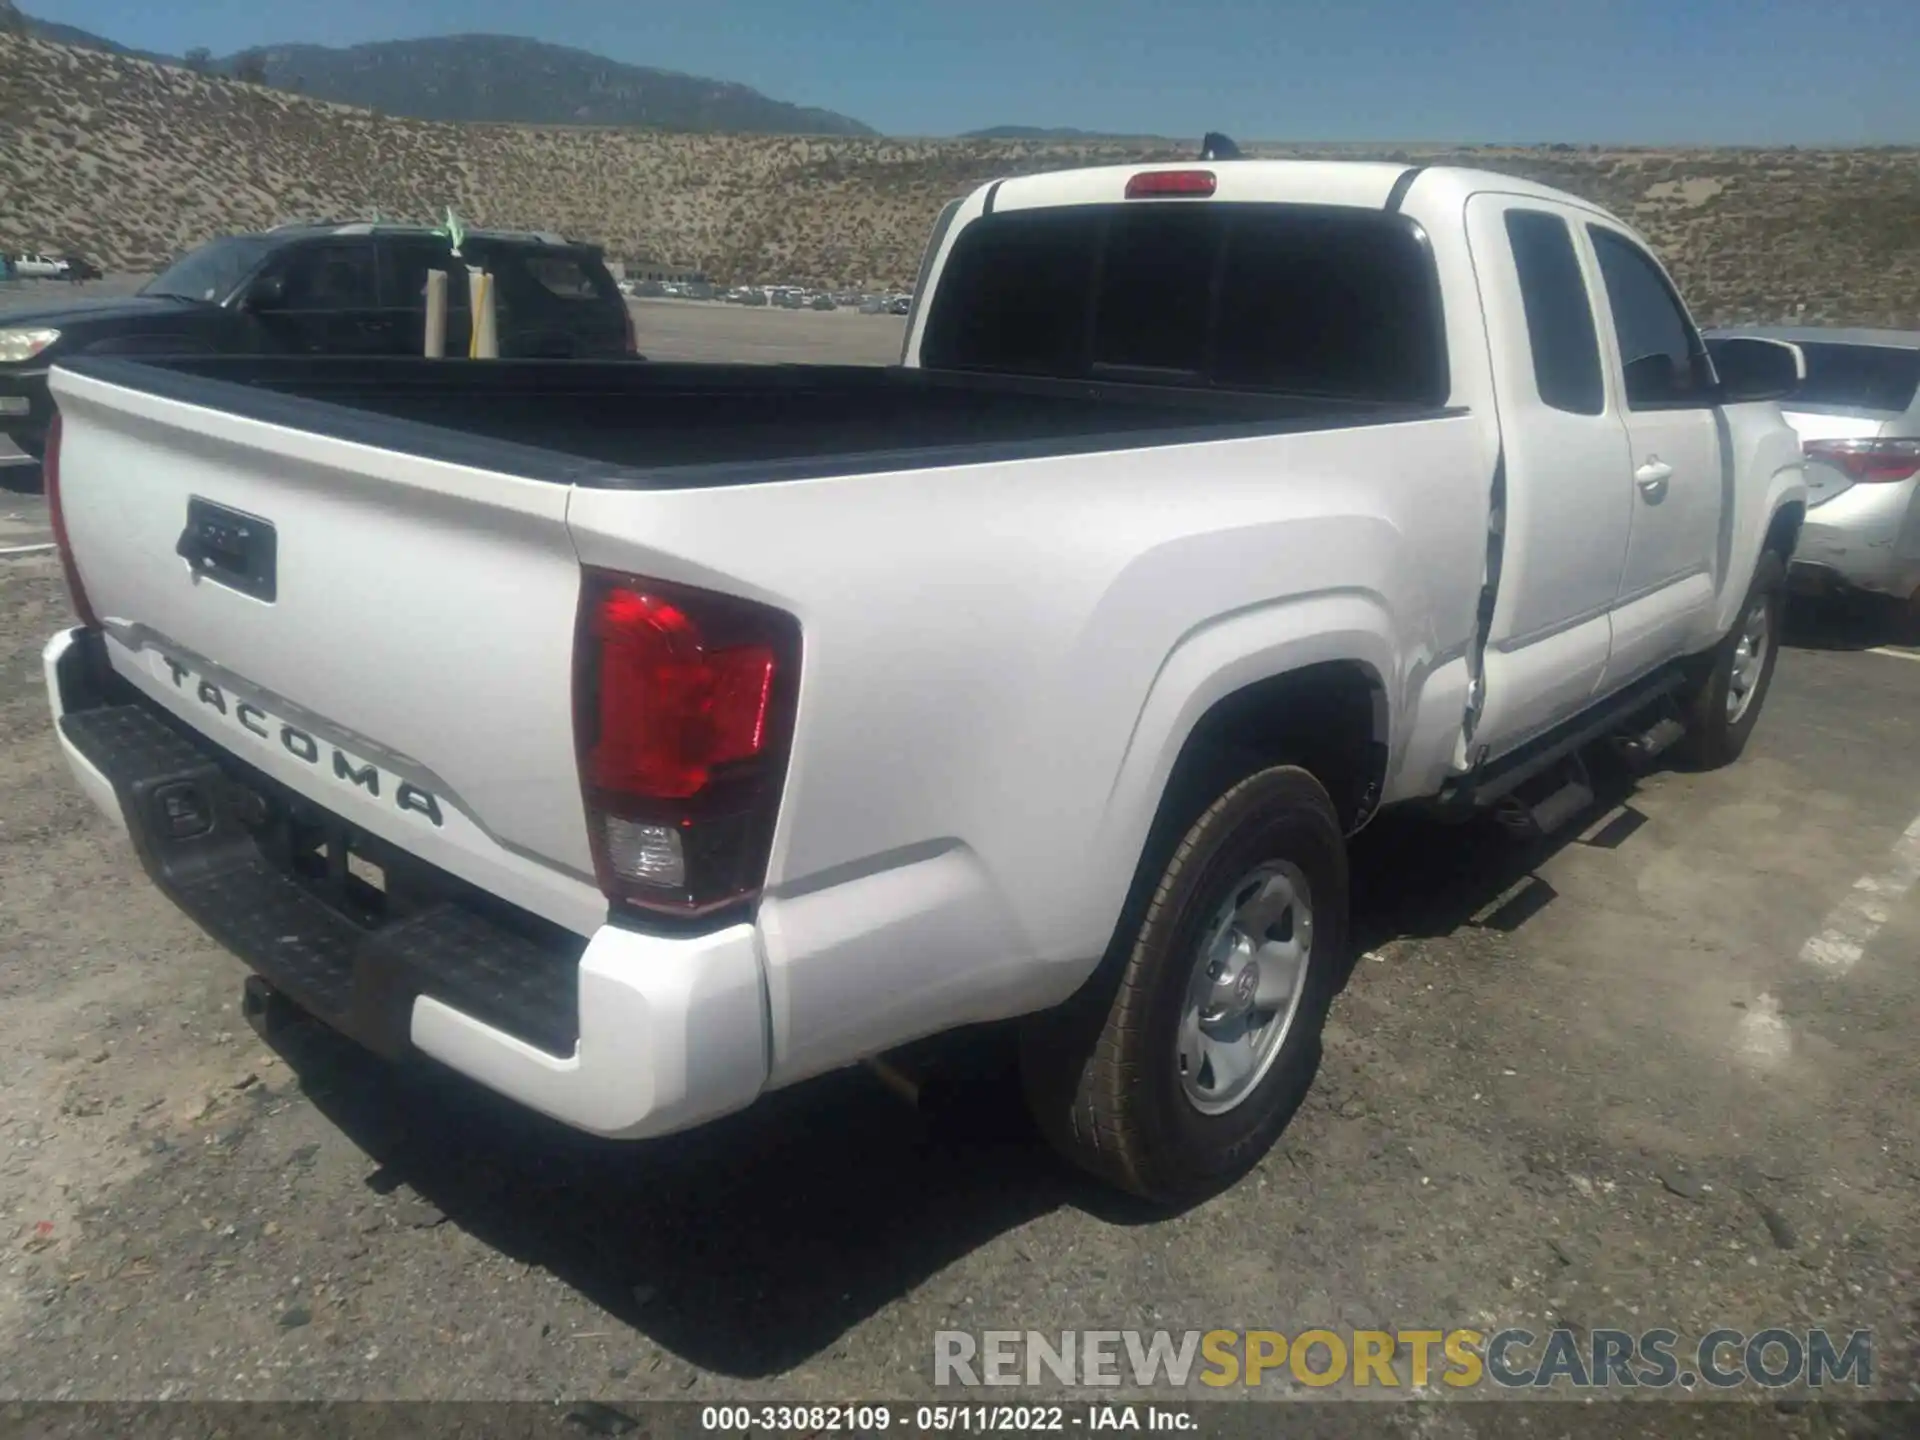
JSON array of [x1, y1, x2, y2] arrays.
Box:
[[1716, 465, 1808, 635], [1084, 590, 1397, 956], [1712, 417, 1808, 636]]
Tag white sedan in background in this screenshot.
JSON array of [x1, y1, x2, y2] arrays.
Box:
[[1709, 326, 1920, 620], [9, 254, 70, 280]]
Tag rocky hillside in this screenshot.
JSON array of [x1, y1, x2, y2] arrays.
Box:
[[3, 32, 1917, 321], [15, 10, 874, 135]]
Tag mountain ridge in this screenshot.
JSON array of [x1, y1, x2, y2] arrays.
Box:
[[16, 10, 876, 136]]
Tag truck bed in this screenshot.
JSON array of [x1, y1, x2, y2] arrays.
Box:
[[57, 355, 1455, 489]]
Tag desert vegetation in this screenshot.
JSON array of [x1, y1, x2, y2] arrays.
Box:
[[3, 33, 1916, 325]]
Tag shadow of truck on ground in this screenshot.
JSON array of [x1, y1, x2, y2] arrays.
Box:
[[1783, 591, 1920, 653], [261, 749, 1657, 1379]]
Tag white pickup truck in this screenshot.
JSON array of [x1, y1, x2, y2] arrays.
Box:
[[42, 159, 1809, 1203]]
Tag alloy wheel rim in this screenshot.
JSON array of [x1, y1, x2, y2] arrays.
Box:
[[1177, 860, 1314, 1116], [1727, 596, 1770, 724]]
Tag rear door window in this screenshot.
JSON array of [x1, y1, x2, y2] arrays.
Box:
[[277, 242, 379, 310], [381, 239, 469, 312], [920, 202, 1448, 404], [472, 248, 621, 309], [1504, 210, 1605, 416], [519, 254, 614, 300]]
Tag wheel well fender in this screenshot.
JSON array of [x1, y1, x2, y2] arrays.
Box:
[[1087, 591, 1398, 970], [1764, 500, 1804, 561]]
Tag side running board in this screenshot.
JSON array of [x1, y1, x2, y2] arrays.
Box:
[[1438, 664, 1689, 816]]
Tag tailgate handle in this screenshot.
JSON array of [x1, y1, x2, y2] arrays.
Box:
[[177, 498, 277, 604]]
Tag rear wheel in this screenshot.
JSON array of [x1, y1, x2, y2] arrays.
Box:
[[1680, 549, 1785, 769], [1019, 765, 1348, 1204]]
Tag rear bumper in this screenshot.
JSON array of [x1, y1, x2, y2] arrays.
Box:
[[43, 625, 769, 1140], [1793, 477, 1920, 599]]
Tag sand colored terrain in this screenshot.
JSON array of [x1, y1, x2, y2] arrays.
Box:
[[3, 33, 1917, 324]]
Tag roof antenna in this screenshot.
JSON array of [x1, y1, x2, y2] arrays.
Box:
[[1200, 132, 1242, 161]]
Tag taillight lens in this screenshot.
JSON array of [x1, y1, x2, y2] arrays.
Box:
[[1125, 169, 1217, 199], [573, 568, 801, 919], [1803, 437, 1920, 484], [42, 411, 101, 629]]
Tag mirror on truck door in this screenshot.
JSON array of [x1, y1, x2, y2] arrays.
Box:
[[1707, 336, 1806, 404]]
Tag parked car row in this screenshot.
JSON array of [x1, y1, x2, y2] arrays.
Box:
[[619, 278, 714, 300], [0, 222, 635, 463], [710, 284, 911, 313], [615, 281, 909, 311]]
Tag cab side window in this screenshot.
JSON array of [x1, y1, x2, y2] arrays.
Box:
[[1505, 209, 1605, 416], [1588, 228, 1713, 408], [278, 243, 379, 310]]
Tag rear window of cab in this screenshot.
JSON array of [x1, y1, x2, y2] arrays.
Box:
[[918, 202, 1449, 405]]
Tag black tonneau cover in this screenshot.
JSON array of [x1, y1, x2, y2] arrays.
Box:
[[56, 355, 1459, 491]]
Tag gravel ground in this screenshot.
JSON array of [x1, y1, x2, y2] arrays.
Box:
[[0, 309, 1915, 1433]]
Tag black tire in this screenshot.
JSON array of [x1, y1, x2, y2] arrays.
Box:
[[1680, 549, 1786, 769], [1019, 765, 1348, 1204]]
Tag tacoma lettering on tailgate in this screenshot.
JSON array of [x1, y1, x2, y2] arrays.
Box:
[[160, 655, 445, 827]]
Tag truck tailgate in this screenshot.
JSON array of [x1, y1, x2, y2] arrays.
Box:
[[50, 365, 604, 938]]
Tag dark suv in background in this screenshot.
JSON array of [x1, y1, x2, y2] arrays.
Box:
[[0, 223, 637, 465]]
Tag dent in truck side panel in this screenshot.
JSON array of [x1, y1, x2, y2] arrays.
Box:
[[1455, 449, 1506, 763], [1457, 192, 1638, 762]]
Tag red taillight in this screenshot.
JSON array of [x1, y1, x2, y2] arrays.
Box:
[[42, 411, 101, 629], [1804, 437, 1920, 484], [1125, 169, 1217, 199], [574, 568, 801, 917], [587, 589, 774, 798]]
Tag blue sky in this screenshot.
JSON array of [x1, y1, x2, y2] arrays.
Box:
[[25, 0, 1920, 143]]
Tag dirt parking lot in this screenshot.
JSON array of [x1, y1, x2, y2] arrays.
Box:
[[0, 305, 1916, 1430]]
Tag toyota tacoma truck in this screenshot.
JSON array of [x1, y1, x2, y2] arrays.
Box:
[[41, 160, 1809, 1203]]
